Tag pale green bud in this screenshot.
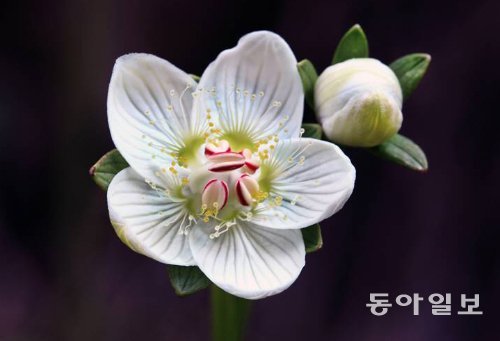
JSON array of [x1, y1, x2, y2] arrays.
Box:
[[315, 58, 403, 147]]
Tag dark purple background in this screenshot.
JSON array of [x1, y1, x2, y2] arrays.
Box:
[[1, 0, 498, 340]]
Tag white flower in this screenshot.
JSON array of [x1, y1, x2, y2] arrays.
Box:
[[106, 31, 356, 299], [315, 58, 403, 147]]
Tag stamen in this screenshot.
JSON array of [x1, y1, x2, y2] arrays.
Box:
[[207, 152, 245, 172], [177, 214, 197, 235], [241, 148, 260, 174], [205, 139, 230, 156], [209, 220, 237, 239], [235, 174, 260, 206], [202, 179, 228, 211]]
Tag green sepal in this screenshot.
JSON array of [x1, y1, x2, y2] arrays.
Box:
[[89, 149, 129, 191], [299, 124, 324, 252], [297, 59, 318, 109], [389, 53, 431, 100], [190, 74, 201, 82], [370, 134, 428, 172], [301, 224, 323, 253], [332, 24, 369, 64], [301, 123, 322, 139], [168, 265, 211, 296]]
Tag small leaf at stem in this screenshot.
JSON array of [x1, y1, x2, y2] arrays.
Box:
[[301, 224, 323, 253], [168, 265, 211, 296], [332, 24, 369, 64], [389, 53, 431, 100], [90, 149, 129, 191], [297, 59, 318, 109], [370, 134, 428, 171], [301, 123, 322, 139]]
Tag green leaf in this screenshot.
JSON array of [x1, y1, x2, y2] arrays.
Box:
[[168, 265, 211, 296], [301, 224, 323, 253], [332, 24, 369, 64], [370, 134, 428, 171], [301, 123, 322, 139], [297, 59, 318, 109], [389, 53, 431, 100], [89, 149, 129, 191]]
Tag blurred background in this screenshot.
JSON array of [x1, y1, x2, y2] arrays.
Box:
[[1, 0, 498, 340]]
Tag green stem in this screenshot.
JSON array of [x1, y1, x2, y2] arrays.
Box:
[[211, 285, 252, 341]]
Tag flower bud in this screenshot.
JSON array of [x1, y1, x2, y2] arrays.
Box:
[[315, 58, 403, 147]]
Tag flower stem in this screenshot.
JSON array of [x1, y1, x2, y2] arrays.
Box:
[[211, 285, 252, 341]]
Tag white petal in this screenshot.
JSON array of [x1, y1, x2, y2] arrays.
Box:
[[255, 138, 355, 229], [189, 221, 305, 299], [197, 31, 303, 146], [107, 167, 195, 266], [107, 53, 200, 183]]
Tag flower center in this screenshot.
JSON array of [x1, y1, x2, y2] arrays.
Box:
[[167, 133, 312, 238], [173, 139, 273, 238], [141, 84, 310, 237], [167, 132, 310, 238]]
